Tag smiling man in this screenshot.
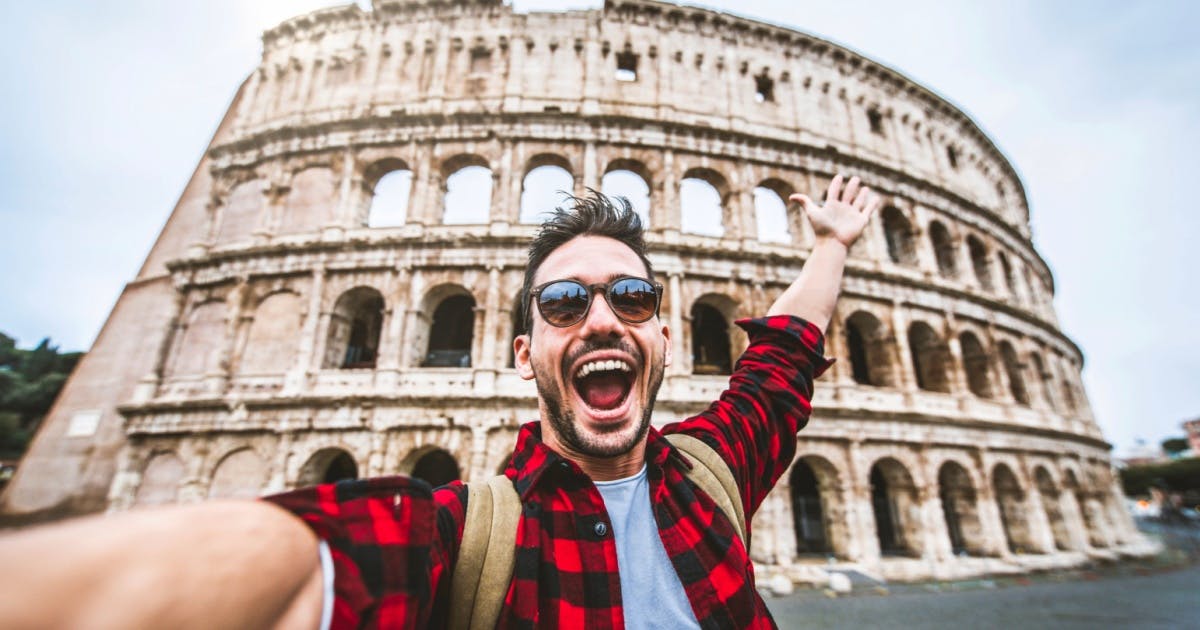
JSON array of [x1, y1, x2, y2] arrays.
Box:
[[0, 175, 878, 629]]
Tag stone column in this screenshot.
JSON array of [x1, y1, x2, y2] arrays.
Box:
[[890, 304, 917, 390], [655, 150, 681, 237], [582, 141, 600, 191], [846, 441, 874, 563], [493, 140, 521, 225], [668, 273, 686, 376], [294, 269, 327, 377], [408, 145, 440, 226], [480, 266, 503, 371], [918, 485, 954, 564], [986, 326, 1014, 404], [1024, 479, 1058, 554], [974, 452, 1010, 557], [377, 266, 411, 372]]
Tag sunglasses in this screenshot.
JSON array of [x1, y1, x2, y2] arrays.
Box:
[[531, 276, 664, 328]]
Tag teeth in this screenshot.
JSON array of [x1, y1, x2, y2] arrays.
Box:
[[576, 359, 632, 379]]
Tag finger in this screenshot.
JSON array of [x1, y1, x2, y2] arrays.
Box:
[[842, 176, 861, 204], [852, 186, 870, 210], [826, 174, 844, 203], [865, 193, 883, 217], [790, 193, 814, 211]]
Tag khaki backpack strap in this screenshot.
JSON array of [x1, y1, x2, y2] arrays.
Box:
[[448, 475, 522, 630], [666, 433, 747, 543]]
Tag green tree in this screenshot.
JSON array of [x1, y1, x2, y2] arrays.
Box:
[[0, 332, 83, 459]]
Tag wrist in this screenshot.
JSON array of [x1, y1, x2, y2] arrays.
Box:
[[811, 236, 850, 253]]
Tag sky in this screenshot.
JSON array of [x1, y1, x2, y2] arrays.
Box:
[[1, 0, 1196, 455]]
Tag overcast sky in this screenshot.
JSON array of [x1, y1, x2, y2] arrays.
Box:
[[1, 0, 1196, 455]]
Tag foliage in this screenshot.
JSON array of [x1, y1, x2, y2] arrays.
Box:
[[0, 332, 83, 459], [1120, 457, 1200, 497], [1161, 437, 1190, 456]]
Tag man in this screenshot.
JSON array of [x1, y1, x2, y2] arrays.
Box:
[[0, 175, 878, 629]]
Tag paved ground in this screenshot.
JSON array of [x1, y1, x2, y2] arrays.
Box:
[[767, 522, 1200, 629]]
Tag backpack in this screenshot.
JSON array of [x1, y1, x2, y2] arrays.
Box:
[[447, 433, 746, 630]]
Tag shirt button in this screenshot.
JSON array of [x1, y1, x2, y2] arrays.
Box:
[[593, 522, 608, 537]]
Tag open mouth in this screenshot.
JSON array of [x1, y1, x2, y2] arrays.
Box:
[[571, 359, 635, 412]]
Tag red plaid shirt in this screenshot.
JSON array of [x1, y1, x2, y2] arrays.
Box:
[[266, 316, 830, 628]]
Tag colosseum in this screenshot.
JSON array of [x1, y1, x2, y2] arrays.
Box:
[[3, 0, 1151, 583]]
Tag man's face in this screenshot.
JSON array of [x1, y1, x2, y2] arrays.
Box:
[[514, 235, 672, 461]]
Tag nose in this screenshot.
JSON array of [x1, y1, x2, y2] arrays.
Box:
[[577, 288, 623, 339]]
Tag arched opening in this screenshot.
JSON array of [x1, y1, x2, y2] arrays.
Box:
[[690, 302, 732, 375], [367, 167, 413, 227], [424, 294, 476, 367], [1034, 467, 1071, 550], [959, 332, 993, 399], [298, 448, 360, 486], [216, 179, 265, 244], [1065, 470, 1106, 547], [680, 170, 726, 237], [999, 342, 1030, 405], [967, 235, 994, 292], [753, 184, 791, 243], [239, 292, 303, 375], [323, 287, 385, 369], [602, 161, 651, 227], [1058, 360, 1078, 413], [881, 207, 918, 266], [908, 322, 952, 393], [790, 460, 830, 555], [993, 464, 1036, 554], [208, 448, 267, 500], [134, 452, 185, 506], [870, 459, 919, 557], [928, 221, 958, 279], [998, 252, 1017, 296], [280, 167, 337, 235], [169, 302, 226, 378], [519, 163, 573, 224], [844, 311, 895, 387], [938, 461, 986, 556], [1030, 353, 1057, 411], [443, 162, 493, 224], [411, 448, 461, 487]]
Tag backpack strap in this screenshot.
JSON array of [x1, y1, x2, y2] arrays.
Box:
[[665, 433, 747, 544], [448, 475, 521, 630]]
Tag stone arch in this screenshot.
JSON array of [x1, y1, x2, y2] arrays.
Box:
[[928, 220, 958, 279], [967, 234, 994, 292], [998, 251, 1018, 296], [937, 460, 986, 556], [296, 447, 359, 486], [958, 331, 993, 398], [602, 160, 651, 227], [365, 158, 413, 228], [279, 166, 337, 235], [908, 321, 952, 393], [680, 168, 728, 237], [868, 457, 921, 557], [238, 291, 303, 375], [401, 446, 462, 488], [753, 179, 793, 244], [1056, 357, 1079, 413], [690, 294, 736, 375], [1030, 351, 1057, 411], [323, 286, 385, 369], [442, 155, 492, 224], [519, 155, 574, 224], [843, 310, 896, 387], [208, 447, 268, 499], [992, 463, 1036, 553], [216, 178, 266, 244], [1034, 466, 1072, 550], [1063, 468, 1106, 547], [168, 301, 226, 378], [422, 286, 476, 368], [133, 451, 185, 506], [789, 454, 847, 558], [998, 340, 1030, 405], [880, 206, 918, 266]]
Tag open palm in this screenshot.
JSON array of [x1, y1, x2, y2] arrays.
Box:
[[790, 174, 881, 248]]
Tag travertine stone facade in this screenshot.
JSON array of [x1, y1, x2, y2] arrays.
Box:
[[4, 0, 1151, 581]]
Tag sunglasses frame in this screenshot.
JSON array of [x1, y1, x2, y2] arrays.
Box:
[[531, 276, 664, 328]]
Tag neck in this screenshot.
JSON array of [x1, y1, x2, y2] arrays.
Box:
[[541, 427, 648, 481]]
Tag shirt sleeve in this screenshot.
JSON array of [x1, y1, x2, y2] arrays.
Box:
[[262, 476, 445, 629], [665, 315, 832, 522]]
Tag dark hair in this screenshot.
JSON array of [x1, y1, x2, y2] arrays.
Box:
[[519, 190, 654, 334]]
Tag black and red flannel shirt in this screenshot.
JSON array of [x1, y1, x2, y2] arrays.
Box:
[[265, 315, 831, 628]]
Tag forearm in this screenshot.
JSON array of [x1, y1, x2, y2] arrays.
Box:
[[0, 501, 323, 629], [767, 237, 849, 332]]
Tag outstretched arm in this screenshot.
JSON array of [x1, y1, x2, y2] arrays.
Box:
[[0, 501, 324, 629], [768, 174, 881, 331]]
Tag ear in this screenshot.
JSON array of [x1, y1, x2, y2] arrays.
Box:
[[514, 333, 535, 380], [661, 322, 672, 368]]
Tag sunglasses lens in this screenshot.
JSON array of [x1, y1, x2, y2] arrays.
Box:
[[538, 281, 590, 326], [609, 278, 658, 323]]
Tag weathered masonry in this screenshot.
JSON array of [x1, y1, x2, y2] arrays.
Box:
[[3, 0, 1151, 582]]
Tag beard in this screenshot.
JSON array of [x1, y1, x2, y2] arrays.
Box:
[[532, 340, 665, 459]]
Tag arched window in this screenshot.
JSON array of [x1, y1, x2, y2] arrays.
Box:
[[216, 179, 265, 244], [280, 167, 337, 235], [411, 449, 461, 487], [1034, 467, 1072, 550], [790, 460, 830, 554], [134, 452, 185, 507], [959, 331, 993, 398], [443, 164, 492, 224], [298, 448, 359, 486], [938, 461, 984, 556], [754, 185, 791, 243], [993, 464, 1035, 553], [870, 459, 919, 557], [601, 167, 651, 227], [880, 207, 918, 266], [998, 252, 1017, 296], [691, 303, 731, 375], [928, 221, 958, 279], [169, 302, 226, 378], [324, 287, 385, 369], [520, 163, 573, 224], [967, 235, 994, 292], [844, 311, 895, 387], [239, 292, 303, 375], [908, 322, 952, 393], [208, 448, 267, 499], [424, 294, 476, 367], [368, 169, 413, 227], [999, 342, 1030, 405], [680, 172, 725, 237]]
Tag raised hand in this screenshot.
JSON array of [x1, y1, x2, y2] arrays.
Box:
[[790, 174, 881, 248]]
